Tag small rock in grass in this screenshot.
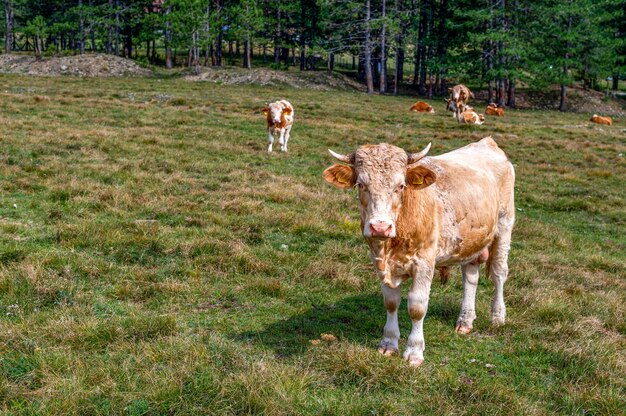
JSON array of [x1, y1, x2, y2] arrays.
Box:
[[485, 363, 496, 368], [280, 244, 288, 251], [320, 333, 337, 342]]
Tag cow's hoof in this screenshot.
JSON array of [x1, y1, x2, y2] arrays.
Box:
[[378, 340, 398, 356], [407, 357, 424, 367], [455, 323, 473, 334], [491, 315, 506, 327], [403, 348, 424, 367]]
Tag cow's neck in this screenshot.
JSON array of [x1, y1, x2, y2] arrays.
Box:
[[366, 188, 438, 285]]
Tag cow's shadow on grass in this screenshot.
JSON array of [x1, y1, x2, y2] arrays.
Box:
[[236, 292, 460, 358]]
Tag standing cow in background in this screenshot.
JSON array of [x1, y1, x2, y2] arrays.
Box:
[[323, 137, 515, 367], [446, 84, 475, 116], [262, 100, 294, 152]]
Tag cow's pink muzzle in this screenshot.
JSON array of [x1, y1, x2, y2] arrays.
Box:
[[368, 221, 394, 238]]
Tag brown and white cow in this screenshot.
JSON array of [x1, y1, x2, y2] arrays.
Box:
[[410, 101, 435, 114], [262, 100, 294, 152], [590, 114, 612, 125], [323, 137, 515, 367], [456, 103, 485, 125], [486, 103, 505, 117], [446, 84, 475, 116]]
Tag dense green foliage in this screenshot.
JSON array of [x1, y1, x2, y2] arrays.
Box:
[[0, 74, 624, 414], [2, 0, 625, 97]]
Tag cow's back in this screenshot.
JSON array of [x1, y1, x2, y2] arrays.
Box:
[[425, 137, 515, 264]]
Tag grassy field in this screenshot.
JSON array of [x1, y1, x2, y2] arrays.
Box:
[[0, 74, 624, 415]]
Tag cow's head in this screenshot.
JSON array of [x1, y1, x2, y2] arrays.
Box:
[[262, 101, 291, 125], [323, 143, 436, 239], [445, 98, 457, 113]]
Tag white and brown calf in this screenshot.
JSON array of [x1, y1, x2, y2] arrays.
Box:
[[456, 103, 485, 125], [262, 100, 294, 152], [324, 137, 515, 367]]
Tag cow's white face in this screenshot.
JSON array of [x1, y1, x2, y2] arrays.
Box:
[[269, 103, 284, 125], [324, 143, 436, 240]]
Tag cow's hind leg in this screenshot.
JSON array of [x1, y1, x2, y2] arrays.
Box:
[[404, 264, 434, 367], [378, 284, 401, 356], [267, 130, 274, 152], [489, 217, 514, 326], [455, 263, 479, 334]]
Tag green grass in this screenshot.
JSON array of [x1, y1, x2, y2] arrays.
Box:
[[0, 74, 624, 415]]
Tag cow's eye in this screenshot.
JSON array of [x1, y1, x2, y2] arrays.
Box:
[[395, 184, 406, 193], [356, 182, 366, 191]]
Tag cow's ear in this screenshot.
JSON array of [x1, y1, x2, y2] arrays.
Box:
[[323, 164, 356, 189], [406, 165, 436, 189], [262, 107, 269, 116], [283, 106, 292, 115]]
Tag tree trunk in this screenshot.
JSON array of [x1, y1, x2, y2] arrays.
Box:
[[560, 15, 572, 112], [244, 37, 252, 69], [79, 0, 85, 54], [612, 74, 619, 91], [114, 0, 120, 56], [274, 8, 281, 65], [4, 0, 13, 53], [364, 0, 374, 93], [379, 0, 387, 93], [507, 79, 516, 108], [106, 0, 113, 53], [328, 53, 335, 71], [215, 0, 223, 66], [437, 0, 448, 96], [262, 44, 267, 63], [165, 7, 172, 68]]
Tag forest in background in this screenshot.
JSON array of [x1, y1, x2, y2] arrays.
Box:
[[2, 0, 625, 110]]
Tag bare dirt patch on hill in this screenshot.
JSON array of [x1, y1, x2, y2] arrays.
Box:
[[185, 66, 365, 91], [0, 53, 152, 77], [474, 85, 626, 116]]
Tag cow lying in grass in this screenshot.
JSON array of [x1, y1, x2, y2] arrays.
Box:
[[486, 103, 505, 117], [262, 100, 294, 152], [446, 84, 475, 117], [323, 137, 515, 367], [590, 114, 612, 125], [456, 103, 485, 125], [410, 101, 435, 114]]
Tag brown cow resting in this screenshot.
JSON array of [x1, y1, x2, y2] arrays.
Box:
[[486, 103, 505, 117], [324, 137, 515, 367], [590, 114, 612, 125], [410, 101, 435, 114]]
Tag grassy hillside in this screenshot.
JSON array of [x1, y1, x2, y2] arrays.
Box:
[[0, 75, 624, 415]]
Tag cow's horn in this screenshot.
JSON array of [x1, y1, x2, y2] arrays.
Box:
[[328, 149, 355, 164], [407, 142, 432, 164]]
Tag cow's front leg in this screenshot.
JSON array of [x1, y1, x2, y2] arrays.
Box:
[[456, 263, 479, 334], [278, 128, 286, 152], [378, 283, 401, 356], [404, 263, 434, 367], [267, 130, 274, 152], [282, 125, 292, 152]]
